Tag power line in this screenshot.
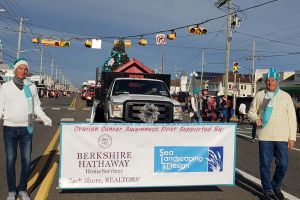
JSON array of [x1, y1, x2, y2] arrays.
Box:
[[2, 0, 280, 41]]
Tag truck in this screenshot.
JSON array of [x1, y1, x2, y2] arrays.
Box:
[[91, 71, 183, 123]]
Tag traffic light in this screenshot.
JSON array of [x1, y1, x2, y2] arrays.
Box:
[[188, 26, 207, 35], [233, 62, 239, 74], [167, 31, 176, 40], [114, 40, 131, 48], [40, 39, 70, 47], [85, 40, 92, 48], [32, 37, 39, 44], [138, 38, 147, 46]]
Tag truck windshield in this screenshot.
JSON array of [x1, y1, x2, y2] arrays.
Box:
[[112, 79, 170, 97]]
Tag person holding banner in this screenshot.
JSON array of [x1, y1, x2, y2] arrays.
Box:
[[0, 58, 52, 200], [247, 67, 297, 200]]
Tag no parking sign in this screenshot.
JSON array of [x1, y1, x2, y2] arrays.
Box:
[[156, 34, 166, 45]]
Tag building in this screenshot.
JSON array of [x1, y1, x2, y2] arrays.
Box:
[[206, 72, 252, 97]]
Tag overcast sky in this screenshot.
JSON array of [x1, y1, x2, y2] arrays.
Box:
[[0, 0, 300, 87]]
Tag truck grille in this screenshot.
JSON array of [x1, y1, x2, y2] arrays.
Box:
[[124, 101, 173, 123]]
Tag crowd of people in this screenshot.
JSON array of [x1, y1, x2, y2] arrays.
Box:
[[184, 91, 234, 123], [37, 88, 71, 99]]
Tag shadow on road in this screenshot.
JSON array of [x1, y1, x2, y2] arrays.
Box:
[[236, 172, 263, 199]]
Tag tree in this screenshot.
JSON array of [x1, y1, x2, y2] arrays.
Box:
[[102, 40, 130, 72]]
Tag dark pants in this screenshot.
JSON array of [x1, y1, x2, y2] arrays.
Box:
[[3, 126, 32, 192], [259, 141, 288, 192]]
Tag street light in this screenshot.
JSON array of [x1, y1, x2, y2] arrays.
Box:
[[0, 9, 5, 63]]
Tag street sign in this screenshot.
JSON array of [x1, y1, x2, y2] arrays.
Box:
[[156, 34, 166, 45]]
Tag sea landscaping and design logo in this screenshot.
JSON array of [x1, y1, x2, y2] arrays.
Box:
[[154, 146, 223, 173]]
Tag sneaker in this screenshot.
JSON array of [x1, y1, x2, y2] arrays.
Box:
[[273, 189, 284, 200], [252, 138, 257, 143], [18, 191, 31, 200], [261, 191, 272, 200], [7, 192, 16, 200]]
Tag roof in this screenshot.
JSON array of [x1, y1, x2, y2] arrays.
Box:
[[195, 71, 224, 81], [114, 58, 154, 73], [209, 72, 252, 83], [170, 79, 180, 87]]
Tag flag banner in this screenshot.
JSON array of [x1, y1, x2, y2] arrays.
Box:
[[59, 123, 236, 189]]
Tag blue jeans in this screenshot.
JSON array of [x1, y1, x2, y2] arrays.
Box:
[[3, 126, 32, 192], [259, 141, 288, 192], [192, 111, 202, 123]]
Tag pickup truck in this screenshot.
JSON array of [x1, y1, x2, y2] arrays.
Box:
[[91, 72, 182, 123]]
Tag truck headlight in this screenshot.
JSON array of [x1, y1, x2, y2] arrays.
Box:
[[173, 105, 183, 120], [112, 103, 123, 118]]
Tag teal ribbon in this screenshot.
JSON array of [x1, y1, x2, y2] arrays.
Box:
[[261, 86, 279, 128]]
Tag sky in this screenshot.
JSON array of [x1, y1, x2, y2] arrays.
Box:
[[0, 0, 300, 88]]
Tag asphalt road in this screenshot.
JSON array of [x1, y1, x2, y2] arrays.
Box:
[[0, 93, 299, 200]]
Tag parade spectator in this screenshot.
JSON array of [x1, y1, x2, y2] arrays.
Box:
[[207, 96, 217, 121], [227, 99, 233, 122], [0, 58, 52, 200], [220, 96, 228, 122], [190, 88, 202, 123], [238, 102, 247, 123], [247, 67, 297, 200]]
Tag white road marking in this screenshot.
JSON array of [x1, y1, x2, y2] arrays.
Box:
[[237, 130, 251, 134], [60, 118, 74, 122], [237, 133, 253, 139], [68, 108, 76, 111], [52, 108, 60, 110], [236, 168, 300, 200], [83, 108, 91, 111], [86, 118, 91, 122], [237, 127, 253, 130]]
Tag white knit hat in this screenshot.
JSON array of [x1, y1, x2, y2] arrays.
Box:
[[12, 58, 29, 72]]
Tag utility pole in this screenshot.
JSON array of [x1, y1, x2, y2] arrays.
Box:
[[161, 48, 164, 74], [59, 69, 62, 86], [16, 17, 30, 58], [39, 47, 44, 83], [50, 59, 54, 78], [232, 72, 237, 118], [55, 65, 58, 88], [0, 9, 5, 62], [251, 40, 256, 97], [200, 50, 204, 92], [0, 40, 3, 63], [224, 0, 232, 99]]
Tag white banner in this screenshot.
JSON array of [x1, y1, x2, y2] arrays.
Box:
[[59, 123, 236, 189]]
